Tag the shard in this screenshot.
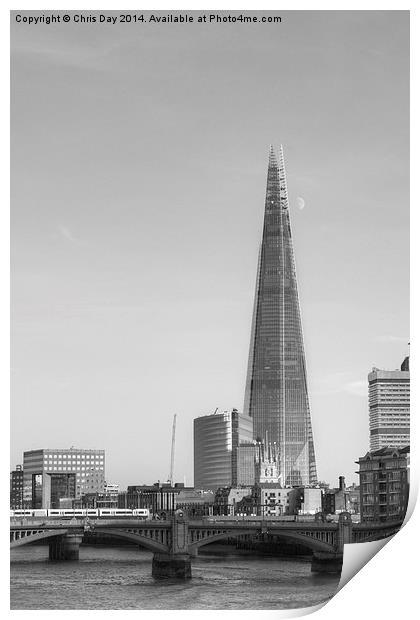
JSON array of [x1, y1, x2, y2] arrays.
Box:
[[243, 146, 317, 487]]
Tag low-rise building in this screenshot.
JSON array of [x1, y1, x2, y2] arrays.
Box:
[[323, 477, 360, 515], [104, 482, 120, 497], [258, 485, 302, 517], [213, 486, 258, 516], [228, 487, 255, 515], [176, 488, 215, 518], [323, 477, 347, 513], [301, 488, 322, 514], [346, 483, 360, 514], [79, 488, 119, 509], [120, 482, 190, 515], [236, 489, 260, 516], [213, 487, 232, 516], [213, 484, 304, 517]]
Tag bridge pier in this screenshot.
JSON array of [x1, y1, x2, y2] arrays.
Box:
[[312, 512, 352, 574], [152, 553, 192, 578], [311, 551, 343, 574], [337, 511, 353, 548], [49, 534, 83, 561], [152, 509, 192, 579]]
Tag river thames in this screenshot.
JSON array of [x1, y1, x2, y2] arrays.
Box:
[[10, 545, 341, 610]]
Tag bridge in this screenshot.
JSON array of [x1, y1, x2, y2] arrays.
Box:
[[10, 511, 403, 578]]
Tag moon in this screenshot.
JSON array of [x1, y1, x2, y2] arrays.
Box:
[[297, 196, 305, 210]]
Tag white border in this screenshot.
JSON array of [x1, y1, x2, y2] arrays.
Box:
[[4, 2, 417, 619]]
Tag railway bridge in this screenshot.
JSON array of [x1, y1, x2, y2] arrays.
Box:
[[10, 510, 402, 578]]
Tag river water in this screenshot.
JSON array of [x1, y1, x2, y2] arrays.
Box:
[[10, 545, 340, 610]]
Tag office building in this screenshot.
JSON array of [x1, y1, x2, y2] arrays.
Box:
[[231, 410, 254, 486], [10, 464, 23, 509], [194, 409, 253, 490], [369, 356, 410, 450], [23, 448, 105, 509], [243, 146, 317, 486], [235, 443, 259, 486], [356, 446, 409, 522]]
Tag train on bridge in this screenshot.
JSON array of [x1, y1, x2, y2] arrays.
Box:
[[207, 514, 335, 523], [10, 508, 150, 519]]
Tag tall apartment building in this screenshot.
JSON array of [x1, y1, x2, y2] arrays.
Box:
[[243, 146, 317, 486], [194, 409, 253, 490], [10, 464, 24, 509], [369, 356, 410, 450], [356, 446, 409, 522], [23, 448, 105, 509]]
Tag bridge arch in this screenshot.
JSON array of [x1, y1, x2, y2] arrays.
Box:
[[354, 530, 397, 545], [188, 528, 335, 554], [267, 530, 335, 553], [10, 529, 68, 549], [92, 528, 169, 554]]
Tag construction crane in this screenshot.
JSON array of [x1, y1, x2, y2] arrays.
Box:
[[168, 414, 177, 487]]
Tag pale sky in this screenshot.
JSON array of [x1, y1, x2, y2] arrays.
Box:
[[11, 10, 409, 488]]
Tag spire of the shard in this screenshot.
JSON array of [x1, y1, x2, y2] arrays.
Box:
[[244, 146, 318, 486]]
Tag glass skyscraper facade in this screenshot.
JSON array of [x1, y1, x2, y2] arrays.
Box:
[[194, 409, 253, 490], [244, 146, 317, 487]]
